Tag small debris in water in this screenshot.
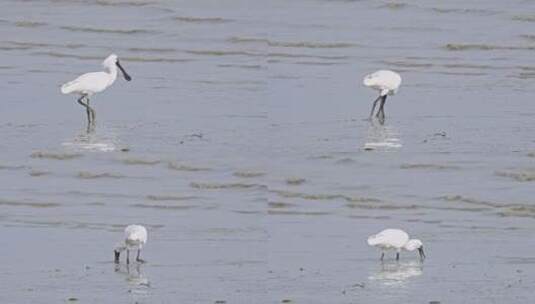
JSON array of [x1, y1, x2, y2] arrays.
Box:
[[67, 297, 78, 302], [352, 283, 365, 288], [214, 301, 226, 304], [281, 300, 292, 303], [120, 148, 130, 152], [429, 301, 441, 304]]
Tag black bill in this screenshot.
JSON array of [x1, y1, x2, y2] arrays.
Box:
[[116, 60, 132, 81]]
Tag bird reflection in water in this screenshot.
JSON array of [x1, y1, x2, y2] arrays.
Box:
[[62, 127, 119, 152], [114, 263, 151, 292], [368, 261, 423, 287], [363, 120, 402, 151]]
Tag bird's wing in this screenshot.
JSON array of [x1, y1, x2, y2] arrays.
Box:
[[368, 229, 409, 248], [61, 71, 110, 94]]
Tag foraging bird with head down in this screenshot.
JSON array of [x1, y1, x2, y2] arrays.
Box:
[[114, 224, 148, 264], [363, 70, 401, 121], [367, 228, 425, 261], [61, 54, 132, 126]]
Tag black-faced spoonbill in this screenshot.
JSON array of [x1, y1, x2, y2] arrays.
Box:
[[114, 224, 147, 264], [61, 54, 132, 126], [363, 70, 401, 122], [367, 229, 425, 261]]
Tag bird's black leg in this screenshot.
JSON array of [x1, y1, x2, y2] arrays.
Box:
[[396, 252, 400, 261], [85, 97, 96, 125], [77, 95, 91, 125], [369, 95, 382, 119], [380, 252, 385, 261], [126, 250, 130, 264], [376, 95, 387, 119], [136, 249, 145, 263], [86, 97, 97, 125]]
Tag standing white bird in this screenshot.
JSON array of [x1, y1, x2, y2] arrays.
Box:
[[114, 224, 148, 264], [363, 70, 401, 121], [367, 229, 425, 261], [61, 54, 132, 126]]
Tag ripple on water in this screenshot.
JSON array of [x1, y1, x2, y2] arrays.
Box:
[[267, 210, 330, 216], [59, 25, 157, 35], [29, 170, 51, 177], [495, 170, 535, 182], [190, 182, 266, 190], [167, 162, 211, 172], [285, 177, 306, 185], [400, 163, 460, 170], [233, 171, 265, 178], [95, 0, 156, 7], [272, 190, 381, 203], [172, 16, 233, 24], [13, 21, 47, 28], [119, 158, 161, 166], [0, 164, 26, 170], [131, 203, 197, 210], [127, 47, 177, 53], [428, 7, 499, 16], [227, 37, 358, 49], [0, 198, 60, 208], [146, 194, 197, 201], [30, 151, 83, 160], [438, 195, 535, 218], [268, 201, 296, 209], [77, 172, 125, 179], [443, 43, 535, 51], [512, 15, 535, 22], [379, 2, 409, 10]]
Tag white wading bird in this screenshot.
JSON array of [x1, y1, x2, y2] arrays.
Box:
[[114, 225, 148, 264], [367, 229, 425, 261], [363, 70, 401, 121], [61, 54, 131, 126]]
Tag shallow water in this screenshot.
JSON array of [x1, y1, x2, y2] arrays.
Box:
[[1, 0, 535, 303]]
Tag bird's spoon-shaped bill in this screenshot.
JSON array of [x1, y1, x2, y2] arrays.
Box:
[[116, 60, 132, 81]]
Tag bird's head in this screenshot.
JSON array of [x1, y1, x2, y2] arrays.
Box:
[[103, 54, 118, 67], [103, 54, 132, 81], [405, 239, 425, 260], [363, 73, 377, 88], [367, 234, 380, 246]]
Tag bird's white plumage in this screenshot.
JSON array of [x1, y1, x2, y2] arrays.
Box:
[[124, 224, 148, 250], [368, 229, 409, 250], [363, 70, 401, 96], [61, 54, 119, 96]]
